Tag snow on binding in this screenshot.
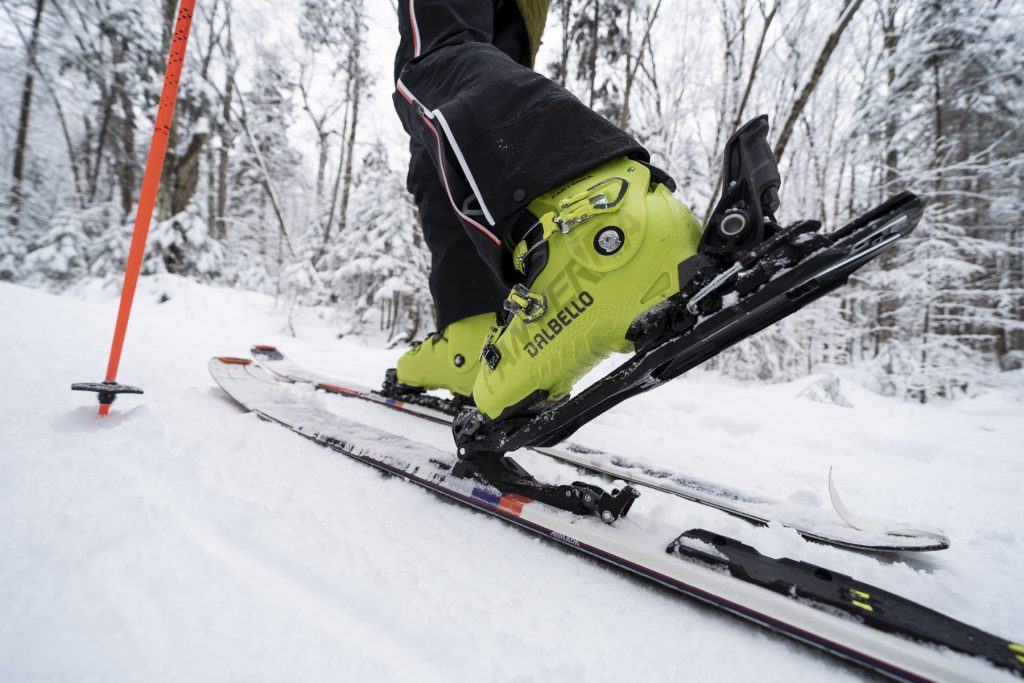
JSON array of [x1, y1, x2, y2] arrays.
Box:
[[249, 344, 950, 552], [209, 356, 1023, 682]]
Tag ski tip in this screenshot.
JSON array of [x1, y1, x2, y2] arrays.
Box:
[[215, 356, 252, 365], [250, 345, 285, 361], [829, 467, 950, 549]]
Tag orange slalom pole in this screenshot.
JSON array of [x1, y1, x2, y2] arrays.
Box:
[[98, 0, 197, 415]]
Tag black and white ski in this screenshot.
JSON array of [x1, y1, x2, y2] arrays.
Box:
[[209, 356, 1023, 682], [248, 344, 950, 552]]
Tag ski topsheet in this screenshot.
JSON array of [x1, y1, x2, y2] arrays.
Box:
[[209, 357, 1022, 682], [248, 345, 950, 553]]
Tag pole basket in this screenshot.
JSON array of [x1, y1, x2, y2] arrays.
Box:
[[72, 381, 145, 413]]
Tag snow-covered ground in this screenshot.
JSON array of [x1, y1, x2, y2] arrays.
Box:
[[2, 276, 1022, 682]]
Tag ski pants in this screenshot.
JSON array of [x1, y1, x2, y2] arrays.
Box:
[[393, 0, 648, 329]]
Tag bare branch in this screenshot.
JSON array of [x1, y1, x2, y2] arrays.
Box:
[[774, 0, 866, 162]]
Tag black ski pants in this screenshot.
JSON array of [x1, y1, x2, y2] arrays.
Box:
[[393, 0, 647, 329]]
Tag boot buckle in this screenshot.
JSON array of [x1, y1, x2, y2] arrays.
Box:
[[481, 343, 502, 370], [503, 284, 547, 323], [558, 177, 629, 230]]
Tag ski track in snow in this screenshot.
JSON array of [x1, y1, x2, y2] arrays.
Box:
[[1, 276, 1022, 682]]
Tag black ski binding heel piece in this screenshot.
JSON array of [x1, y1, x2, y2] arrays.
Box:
[[451, 451, 639, 523], [380, 368, 473, 415], [703, 114, 782, 255]]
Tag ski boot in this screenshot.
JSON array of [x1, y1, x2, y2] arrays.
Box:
[[381, 312, 496, 413], [446, 157, 700, 523], [455, 116, 923, 460], [470, 156, 703, 422]]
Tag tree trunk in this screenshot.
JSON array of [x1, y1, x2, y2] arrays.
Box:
[[316, 98, 350, 263], [116, 91, 138, 217], [315, 131, 329, 209], [9, 0, 47, 227], [236, 89, 294, 257], [215, 37, 235, 240], [881, 1, 899, 192], [619, 0, 662, 130], [161, 0, 177, 56], [206, 138, 217, 237], [620, 4, 634, 127], [557, 0, 573, 86], [703, 0, 778, 224], [2, 0, 83, 204], [874, 0, 900, 350], [297, 64, 335, 214], [586, 0, 599, 108], [336, 44, 363, 239], [87, 93, 113, 203], [157, 0, 182, 220], [171, 133, 209, 215]]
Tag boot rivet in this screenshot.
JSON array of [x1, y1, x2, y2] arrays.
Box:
[[513, 188, 527, 202], [594, 227, 624, 255], [453, 353, 465, 367]]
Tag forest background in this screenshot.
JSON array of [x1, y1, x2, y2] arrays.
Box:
[[1, 0, 1021, 402]]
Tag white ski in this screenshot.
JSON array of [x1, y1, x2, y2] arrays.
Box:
[[248, 345, 950, 552], [208, 356, 1019, 682]]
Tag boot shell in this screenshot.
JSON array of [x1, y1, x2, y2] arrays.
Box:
[[473, 159, 702, 419], [396, 312, 496, 398]]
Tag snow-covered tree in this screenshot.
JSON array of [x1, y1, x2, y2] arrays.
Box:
[[23, 203, 118, 285], [324, 143, 431, 344], [223, 50, 304, 293], [1, 0, 1021, 397], [144, 205, 224, 279], [847, 0, 1024, 398]]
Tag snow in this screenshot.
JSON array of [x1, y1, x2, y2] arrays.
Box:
[[2, 275, 1023, 682]]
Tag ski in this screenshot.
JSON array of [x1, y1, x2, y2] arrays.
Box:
[[248, 344, 950, 552], [209, 356, 1023, 682]]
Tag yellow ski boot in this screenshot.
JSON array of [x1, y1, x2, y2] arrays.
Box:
[[472, 158, 702, 420], [386, 312, 496, 404]]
